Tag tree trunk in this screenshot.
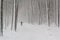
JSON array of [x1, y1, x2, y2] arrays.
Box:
[[0, 0, 3, 36]]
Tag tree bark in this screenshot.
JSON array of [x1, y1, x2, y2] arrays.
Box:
[[0, 0, 3, 36]]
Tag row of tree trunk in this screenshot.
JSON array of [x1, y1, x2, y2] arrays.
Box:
[[18, 0, 58, 26], [0, 0, 60, 36]]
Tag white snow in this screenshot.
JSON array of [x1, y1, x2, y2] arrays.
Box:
[[0, 23, 60, 40]]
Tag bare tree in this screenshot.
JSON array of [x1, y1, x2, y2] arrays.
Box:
[[47, 0, 50, 26], [15, 0, 19, 31], [31, 0, 33, 24], [0, 0, 3, 36], [37, 0, 41, 24], [58, 0, 60, 27], [11, 0, 14, 30], [5, 0, 7, 29]]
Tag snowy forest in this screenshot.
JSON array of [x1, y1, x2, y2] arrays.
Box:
[[0, 0, 60, 36]]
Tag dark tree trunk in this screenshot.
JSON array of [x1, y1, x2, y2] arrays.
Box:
[[15, 0, 19, 31], [58, 0, 60, 27], [0, 0, 3, 36]]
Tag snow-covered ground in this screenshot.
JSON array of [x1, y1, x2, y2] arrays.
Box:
[[0, 23, 60, 40]]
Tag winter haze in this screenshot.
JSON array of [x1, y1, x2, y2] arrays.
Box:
[[0, 0, 60, 40]]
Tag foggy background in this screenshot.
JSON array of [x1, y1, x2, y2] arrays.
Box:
[[0, 0, 59, 35], [0, 0, 60, 40], [1, 0, 58, 29]]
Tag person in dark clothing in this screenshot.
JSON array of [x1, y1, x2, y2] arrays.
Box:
[[21, 21, 23, 26]]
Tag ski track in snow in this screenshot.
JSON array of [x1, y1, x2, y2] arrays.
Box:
[[0, 23, 60, 40]]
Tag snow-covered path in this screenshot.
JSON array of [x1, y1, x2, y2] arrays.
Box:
[[0, 23, 60, 40]]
